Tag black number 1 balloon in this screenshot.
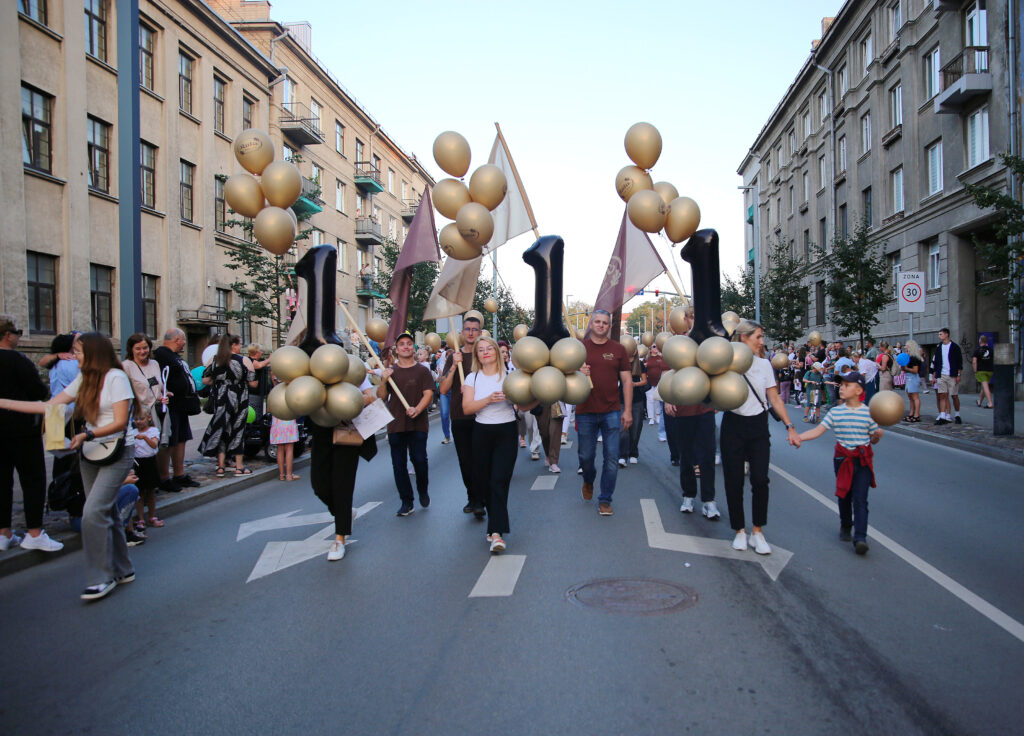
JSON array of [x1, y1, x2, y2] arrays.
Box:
[[294, 245, 345, 355], [679, 229, 728, 344], [523, 235, 571, 348]]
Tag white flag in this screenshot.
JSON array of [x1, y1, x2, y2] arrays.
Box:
[[484, 133, 535, 251]]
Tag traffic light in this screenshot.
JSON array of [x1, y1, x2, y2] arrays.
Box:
[[654, 289, 659, 297]]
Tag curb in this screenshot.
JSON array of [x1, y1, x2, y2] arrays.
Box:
[[884, 423, 1024, 467]]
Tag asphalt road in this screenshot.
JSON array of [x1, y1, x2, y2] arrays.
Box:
[[1, 417, 1022, 735]]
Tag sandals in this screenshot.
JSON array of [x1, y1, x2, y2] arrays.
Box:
[[148, 517, 165, 528], [287, 474, 301, 481], [134, 520, 146, 532], [215, 467, 226, 477], [234, 467, 252, 476]]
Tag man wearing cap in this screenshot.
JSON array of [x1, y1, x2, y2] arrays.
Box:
[[439, 316, 483, 515], [379, 333, 434, 516]]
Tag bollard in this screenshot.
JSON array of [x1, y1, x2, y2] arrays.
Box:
[[992, 344, 1015, 436]]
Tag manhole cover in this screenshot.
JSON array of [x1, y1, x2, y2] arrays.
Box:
[[565, 578, 698, 616]]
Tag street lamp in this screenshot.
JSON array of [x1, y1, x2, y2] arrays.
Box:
[[737, 185, 761, 324]]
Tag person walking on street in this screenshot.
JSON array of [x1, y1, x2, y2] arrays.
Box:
[[198, 335, 256, 477], [618, 351, 648, 467], [972, 335, 995, 409], [901, 341, 923, 422], [646, 345, 668, 442], [665, 398, 720, 520], [931, 328, 963, 425], [577, 309, 633, 516], [152, 329, 201, 491], [435, 345, 453, 443], [439, 317, 483, 514]]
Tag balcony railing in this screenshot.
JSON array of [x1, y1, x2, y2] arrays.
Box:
[[941, 46, 989, 91], [401, 198, 420, 222], [935, 46, 991, 113], [177, 304, 227, 325], [353, 161, 385, 193], [279, 101, 324, 146], [355, 217, 383, 244], [292, 176, 324, 217]]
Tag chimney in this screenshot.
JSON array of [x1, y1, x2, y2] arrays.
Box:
[[284, 22, 312, 53]]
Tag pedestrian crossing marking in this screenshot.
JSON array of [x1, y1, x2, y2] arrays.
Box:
[[530, 475, 559, 490], [469, 555, 526, 597]]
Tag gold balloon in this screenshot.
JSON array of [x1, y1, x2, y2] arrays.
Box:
[[697, 337, 734, 376], [440, 223, 483, 261], [709, 371, 749, 411], [270, 345, 310, 382], [722, 316, 740, 337], [433, 178, 472, 220], [771, 352, 790, 370], [671, 366, 711, 406], [550, 337, 586, 373], [722, 310, 740, 325], [869, 390, 905, 426], [654, 332, 671, 351], [669, 306, 690, 335], [253, 206, 296, 255], [433, 131, 471, 178], [641, 332, 655, 347], [808, 330, 823, 347], [309, 406, 340, 428], [233, 129, 274, 175], [665, 197, 701, 243], [511, 336, 549, 373], [502, 370, 535, 405], [469, 164, 508, 211], [285, 375, 326, 416], [657, 369, 677, 404], [512, 324, 529, 341], [309, 344, 350, 385], [365, 318, 388, 343], [267, 383, 298, 420], [531, 366, 567, 405], [637, 344, 649, 359], [620, 334, 638, 357], [615, 165, 654, 203], [627, 190, 668, 234], [662, 335, 698, 370], [730, 342, 755, 374], [286, 207, 298, 234], [224, 173, 265, 218], [624, 122, 663, 170], [653, 181, 680, 207], [425, 332, 442, 351], [345, 354, 367, 386], [480, 329, 491, 337], [456, 202, 494, 247], [260, 161, 302, 209], [465, 309, 485, 323], [563, 371, 591, 405], [326, 381, 365, 421], [483, 298, 499, 313]]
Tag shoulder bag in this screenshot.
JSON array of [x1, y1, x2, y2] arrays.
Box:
[[81, 431, 127, 466], [741, 373, 781, 422]]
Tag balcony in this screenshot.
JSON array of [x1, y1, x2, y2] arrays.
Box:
[[934, 47, 991, 114], [355, 217, 382, 245], [353, 161, 385, 194], [881, 124, 903, 148], [177, 304, 227, 326], [291, 176, 324, 217], [279, 101, 324, 146], [355, 274, 386, 300], [401, 198, 420, 223]]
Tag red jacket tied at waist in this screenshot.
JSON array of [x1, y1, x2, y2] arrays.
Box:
[[833, 443, 875, 498]]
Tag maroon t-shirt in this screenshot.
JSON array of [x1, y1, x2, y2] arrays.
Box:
[[441, 347, 475, 422], [576, 338, 629, 415], [646, 354, 667, 387], [385, 363, 434, 433]]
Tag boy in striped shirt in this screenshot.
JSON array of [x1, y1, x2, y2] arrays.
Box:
[[798, 371, 883, 555]]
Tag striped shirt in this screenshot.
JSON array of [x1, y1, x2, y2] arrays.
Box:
[[821, 403, 878, 449]]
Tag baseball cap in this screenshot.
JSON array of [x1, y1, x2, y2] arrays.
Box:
[[396, 332, 414, 343], [839, 370, 866, 387], [812, 361, 822, 370]]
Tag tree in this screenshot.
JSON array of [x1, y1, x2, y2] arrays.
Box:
[[471, 274, 533, 342], [720, 267, 755, 318], [624, 295, 685, 335], [371, 238, 440, 336], [760, 235, 813, 344], [964, 153, 1024, 328], [812, 219, 890, 349]]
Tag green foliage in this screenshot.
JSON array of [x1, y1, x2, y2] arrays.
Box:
[[471, 275, 533, 342], [721, 267, 755, 318], [760, 235, 813, 344], [964, 153, 1024, 327], [371, 239, 440, 336], [624, 295, 685, 335]]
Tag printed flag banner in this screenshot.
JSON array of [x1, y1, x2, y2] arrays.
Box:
[[593, 208, 668, 316], [384, 188, 440, 346]]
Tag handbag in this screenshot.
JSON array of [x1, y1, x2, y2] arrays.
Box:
[[742, 374, 781, 422], [80, 432, 127, 466], [893, 371, 907, 387], [551, 402, 564, 420], [332, 423, 363, 446]]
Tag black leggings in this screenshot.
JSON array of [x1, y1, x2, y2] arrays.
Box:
[[720, 411, 771, 530], [471, 421, 518, 535], [309, 426, 360, 536], [451, 418, 476, 504], [0, 435, 46, 529]]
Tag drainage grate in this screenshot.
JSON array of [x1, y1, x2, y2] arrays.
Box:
[[565, 578, 699, 616]]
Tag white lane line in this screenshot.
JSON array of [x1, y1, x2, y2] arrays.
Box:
[[468, 555, 526, 597], [530, 475, 559, 490], [770, 463, 1024, 644]]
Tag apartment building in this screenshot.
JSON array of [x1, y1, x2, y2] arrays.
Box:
[[738, 0, 1020, 389]]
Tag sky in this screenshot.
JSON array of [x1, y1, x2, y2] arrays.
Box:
[[265, 0, 844, 313]]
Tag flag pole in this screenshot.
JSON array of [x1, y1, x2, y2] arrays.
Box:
[[336, 300, 410, 410], [450, 329, 466, 384]]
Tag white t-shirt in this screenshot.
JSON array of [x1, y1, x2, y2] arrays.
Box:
[[134, 426, 160, 458], [64, 368, 137, 442], [465, 370, 516, 424], [730, 356, 777, 417], [858, 357, 878, 382], [940, 343, 952, 376]]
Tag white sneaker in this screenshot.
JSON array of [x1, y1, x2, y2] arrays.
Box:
[[549, 464, 561, 473], [618, 458, 627, 468], [702, 501, 721, 520], [327, 540, 346, 561], [0, 532, 23, 551], [744, 461, 750, 475], [749, 531, 772, 555], [680, 497, 694, 513], [715, 453, 721, 465], [648, 419, 656, 425], [732, 531, 748, 551], [560, 434, 568, 445], [658, 436, 667, 442], [19, 530, 63, 552], [629, 457, 638, 464], [489, 535, 506, 553]]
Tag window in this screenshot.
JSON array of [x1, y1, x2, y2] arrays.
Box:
[[787, 131, 796, 157], [860, 112, 871, 154], [355, 139, 364, 162], [242, 96, 254, 130], [888, 1, 902, 41], [837, 136, 847, 173], [776, 197, 782, 225], [178, 52, 194, 115], [862, 186, 873, 227], [238, 296, 251, 345], [90, 264, 113, 335], [888, 251, 902, 298], [335, 121, 344, 154], [373, 154, 382, 174], [283, 144, 296, 162], [140, 24, 155, 91], [927, 140, 943, 195], [335, 180, 345, 213], [281, 76, 294, 106], [402, 225, 408, 242], [802, 112, 811, 139], [965, 2, 988, 48], [140, 141, 156, 208], [818, 90, 829, 122], [775, 145, 783, 169], [889, 84, 903, 128], [924, 46, 941, 98], [789, 185, 794, 214], [84, 0, 107, 62], [802, 171, 809, 202], [388, 168, 395, 194], [839, 203, 848, 239], [818, 154, 827, 188], [87, 117, 110, 192], [21, 85, 52, 173], [26, 252, 56, 334], [815, 281, 826, 325], [860, 33, 872, 76], [401, 180, 408, 200], [337, 239, 347, 272], [19, 0, 47, 25], [179, 160, 195, 222], [356, 193, 365, 217], [213, 77, 226, 133], [819, 217, 828, 249], [803, 229, 811, 259], [310, 99, 322, 135], [142, 274, 158, 337], [838, 64, 848, 96], [967, 106, 989, 167], [800, 288, 809, 329], [312, 229, 323, 246], [928, 242, 941, 289], [891, 166, 904, 213], [311, 162, 322, 186], [215, 177, 227, 232], [215, 288, 230, 317]]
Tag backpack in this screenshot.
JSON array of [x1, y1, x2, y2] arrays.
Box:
[[47, 456, 85, 514]]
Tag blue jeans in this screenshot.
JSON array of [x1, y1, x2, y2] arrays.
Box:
[[577, 411, 621, 504], [439, 392, 451, 440], [834, 456, 870, 542], [388, 431, 428, 504]]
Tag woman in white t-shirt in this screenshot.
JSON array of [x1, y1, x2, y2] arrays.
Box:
[[0, 333, 137, 601], [462, 335, 536, 553]]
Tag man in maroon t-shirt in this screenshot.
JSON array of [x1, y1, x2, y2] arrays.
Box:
[[577, 310, 632, 516]]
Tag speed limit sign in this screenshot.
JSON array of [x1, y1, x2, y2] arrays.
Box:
[[898, 271, 925, 313]]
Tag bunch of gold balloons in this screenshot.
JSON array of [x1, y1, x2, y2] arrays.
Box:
[[225, 130, 305, 256], [502, 336, 592, 407], [266, 345, 369, 427], [432, 131, 509, 261], [655, 335, 753, 411], [615, 122, 702, 243]]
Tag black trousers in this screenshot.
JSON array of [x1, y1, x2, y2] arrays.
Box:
[[720, 411, 771, 530], [0, 435, 46, 529], [664, 413, 682, 463], [471, 421, 518, 535], [619, 398, 646, 459], [451, 418, 476, 503], [675, 412, 717, 501], [309, 425, 360, 536]]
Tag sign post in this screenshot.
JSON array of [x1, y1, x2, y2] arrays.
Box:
[[897, 271, 925, 341]]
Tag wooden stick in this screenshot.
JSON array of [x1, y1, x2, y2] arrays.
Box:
[[450, 329, 466, 384], [336, 301, 410, 410]]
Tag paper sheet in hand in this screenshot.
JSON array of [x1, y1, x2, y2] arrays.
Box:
[[44, 404, 67, 451], [351, 399, 394, 439]]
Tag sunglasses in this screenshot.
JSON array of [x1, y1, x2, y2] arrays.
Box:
[[5, 329, 23, 336]]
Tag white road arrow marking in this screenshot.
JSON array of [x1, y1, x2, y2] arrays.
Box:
[[469, 555, 526, 597], [640, 498, 793, 581], [236, 502, 381, 541], [530, 475, 558, 490]]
